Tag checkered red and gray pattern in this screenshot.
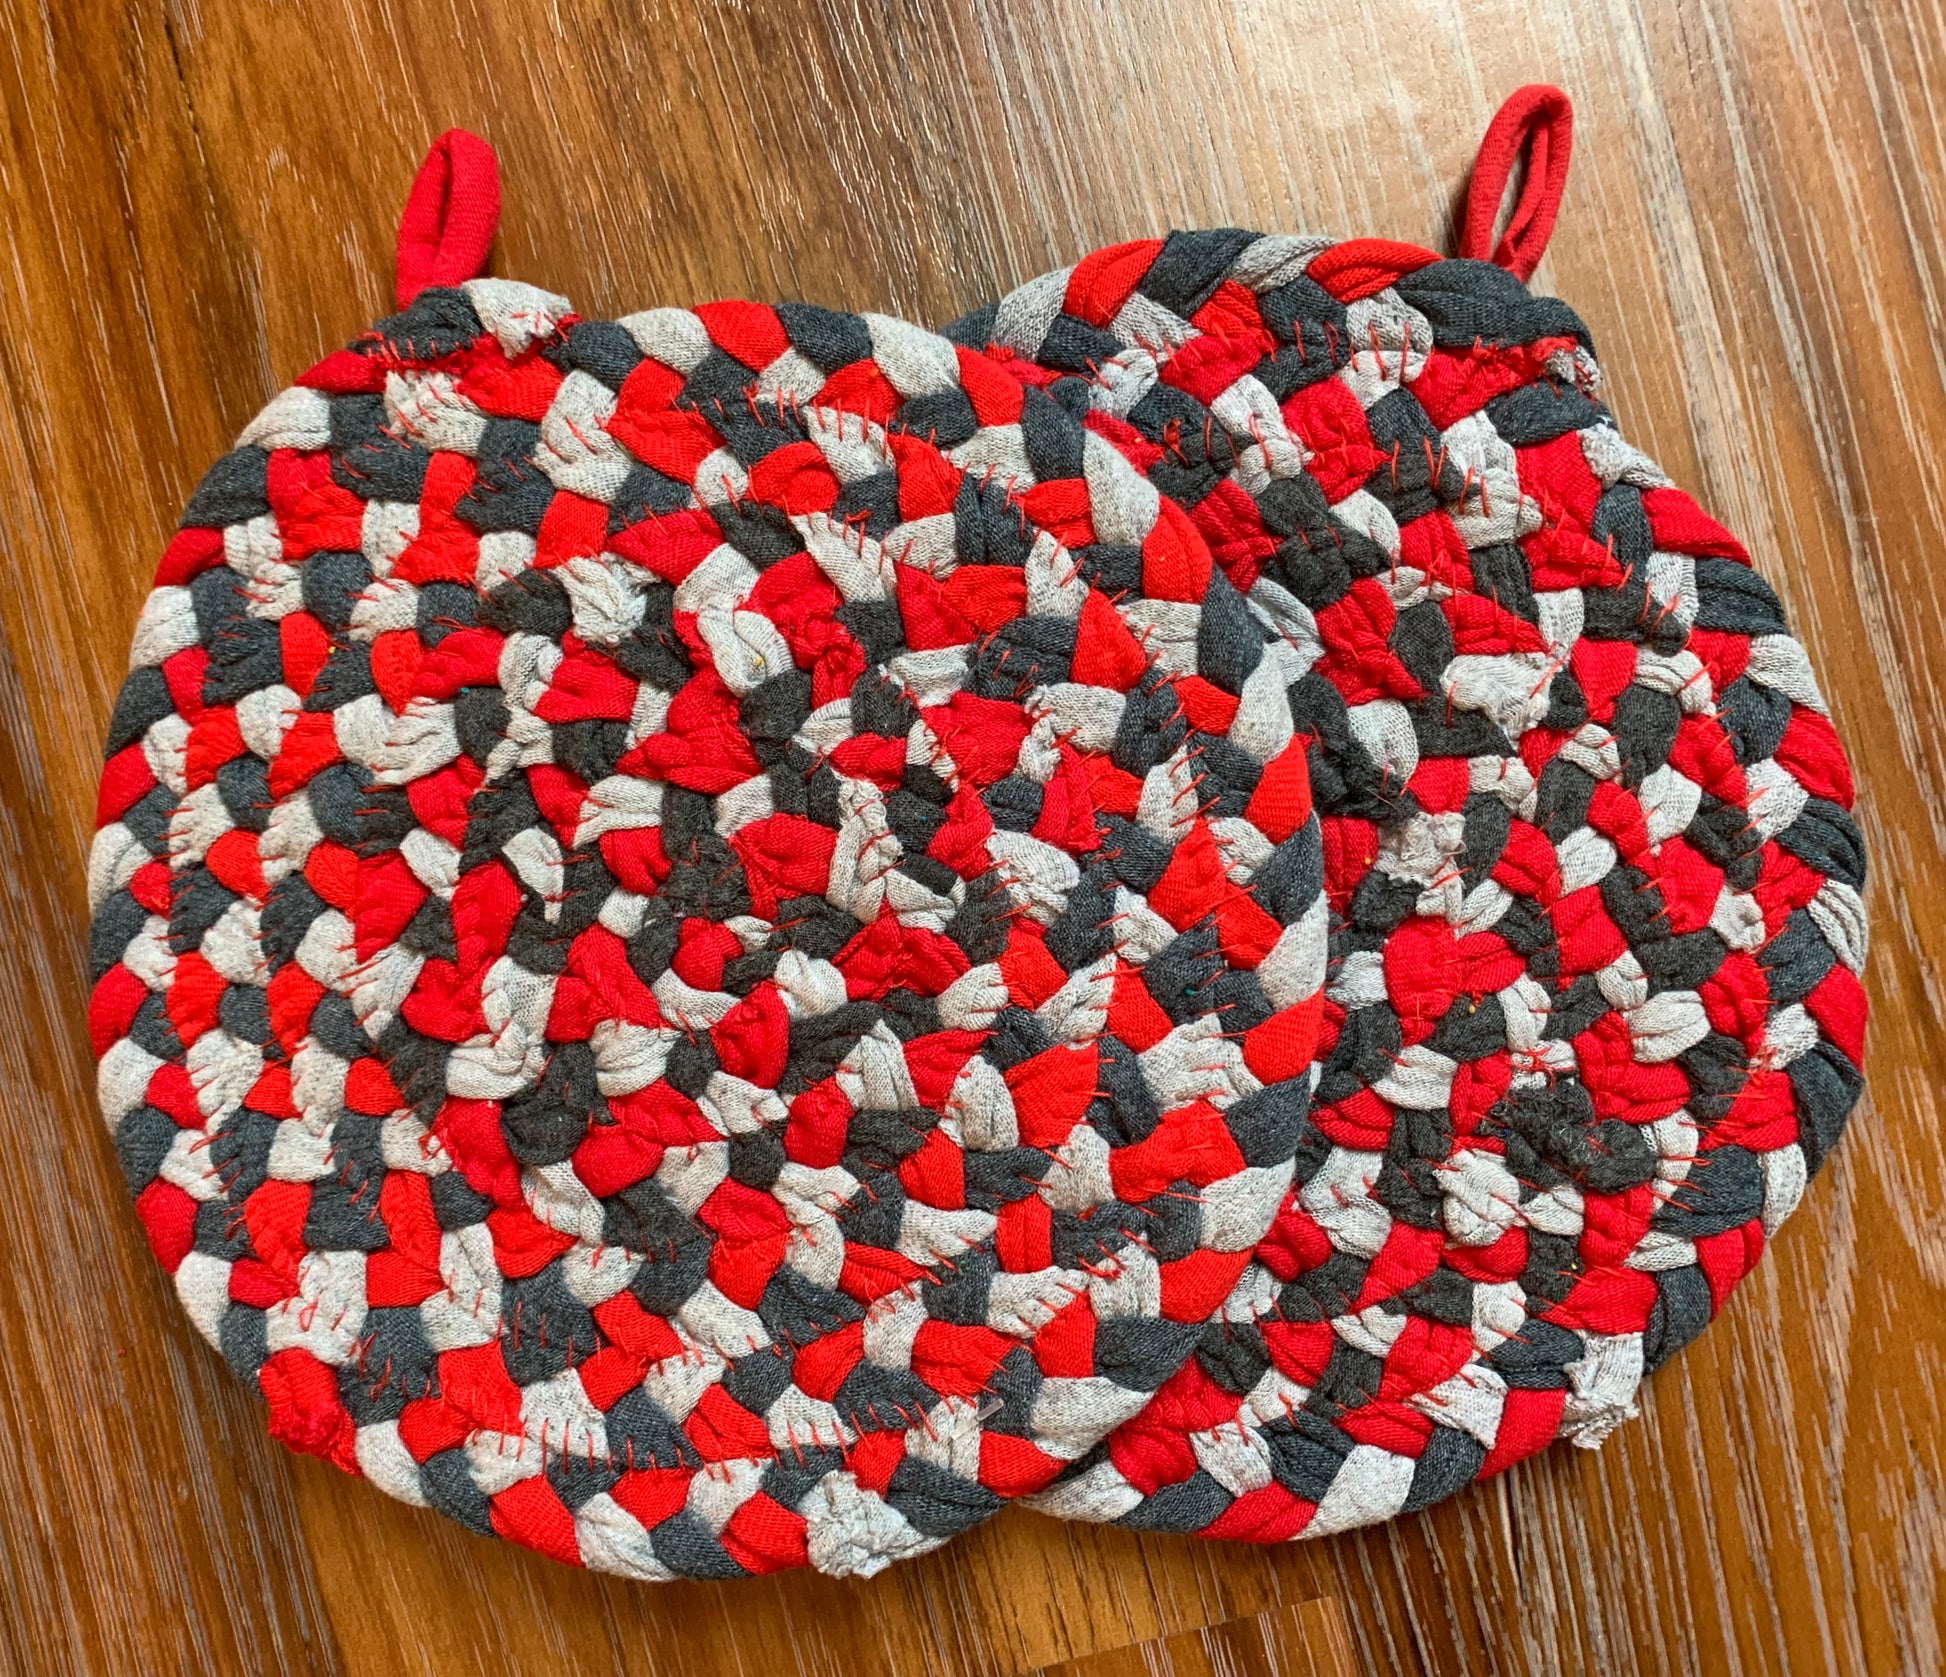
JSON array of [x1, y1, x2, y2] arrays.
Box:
[[944, 234, 1868, 1541]]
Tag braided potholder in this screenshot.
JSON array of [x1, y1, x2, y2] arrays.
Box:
[[87, 88, 1865, 1577], [959, 89, 1868, 1543]]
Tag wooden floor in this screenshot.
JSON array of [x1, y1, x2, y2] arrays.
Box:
[[3, 0, 1943, 1672]]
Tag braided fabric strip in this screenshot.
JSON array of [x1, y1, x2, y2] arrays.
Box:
[[89, 275, 1328, 1577], [941, 234, 1867, 1541]]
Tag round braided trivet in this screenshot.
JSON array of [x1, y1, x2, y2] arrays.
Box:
[[947, 86, 1868, 1542], [87, 138, 1327, 1577]]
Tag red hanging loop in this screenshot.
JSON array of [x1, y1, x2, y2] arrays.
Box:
[[394, 130, 501, 309], [1459, 86, 1573, 283]]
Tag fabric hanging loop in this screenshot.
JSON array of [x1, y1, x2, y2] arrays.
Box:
[[1459, 85, 1573, 281], [394, 129, 501, 308]]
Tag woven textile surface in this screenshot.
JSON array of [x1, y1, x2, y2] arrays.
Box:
[[87, 270, 1330, 1578], [951, 229, 1868, 1542], [84, 91, 1866, 1578]]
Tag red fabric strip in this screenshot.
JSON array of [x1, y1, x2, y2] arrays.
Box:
[[1460, 86, 1573, 282], [395, 129, 501, 308]]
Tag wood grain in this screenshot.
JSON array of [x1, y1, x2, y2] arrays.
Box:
[[1029, 1599, 1358, 1677], [1, 1, 1941, 1672]]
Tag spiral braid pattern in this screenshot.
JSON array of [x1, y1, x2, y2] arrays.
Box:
[[940, 233, 1867, 1542], [89, 273, 1328, 1577]]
